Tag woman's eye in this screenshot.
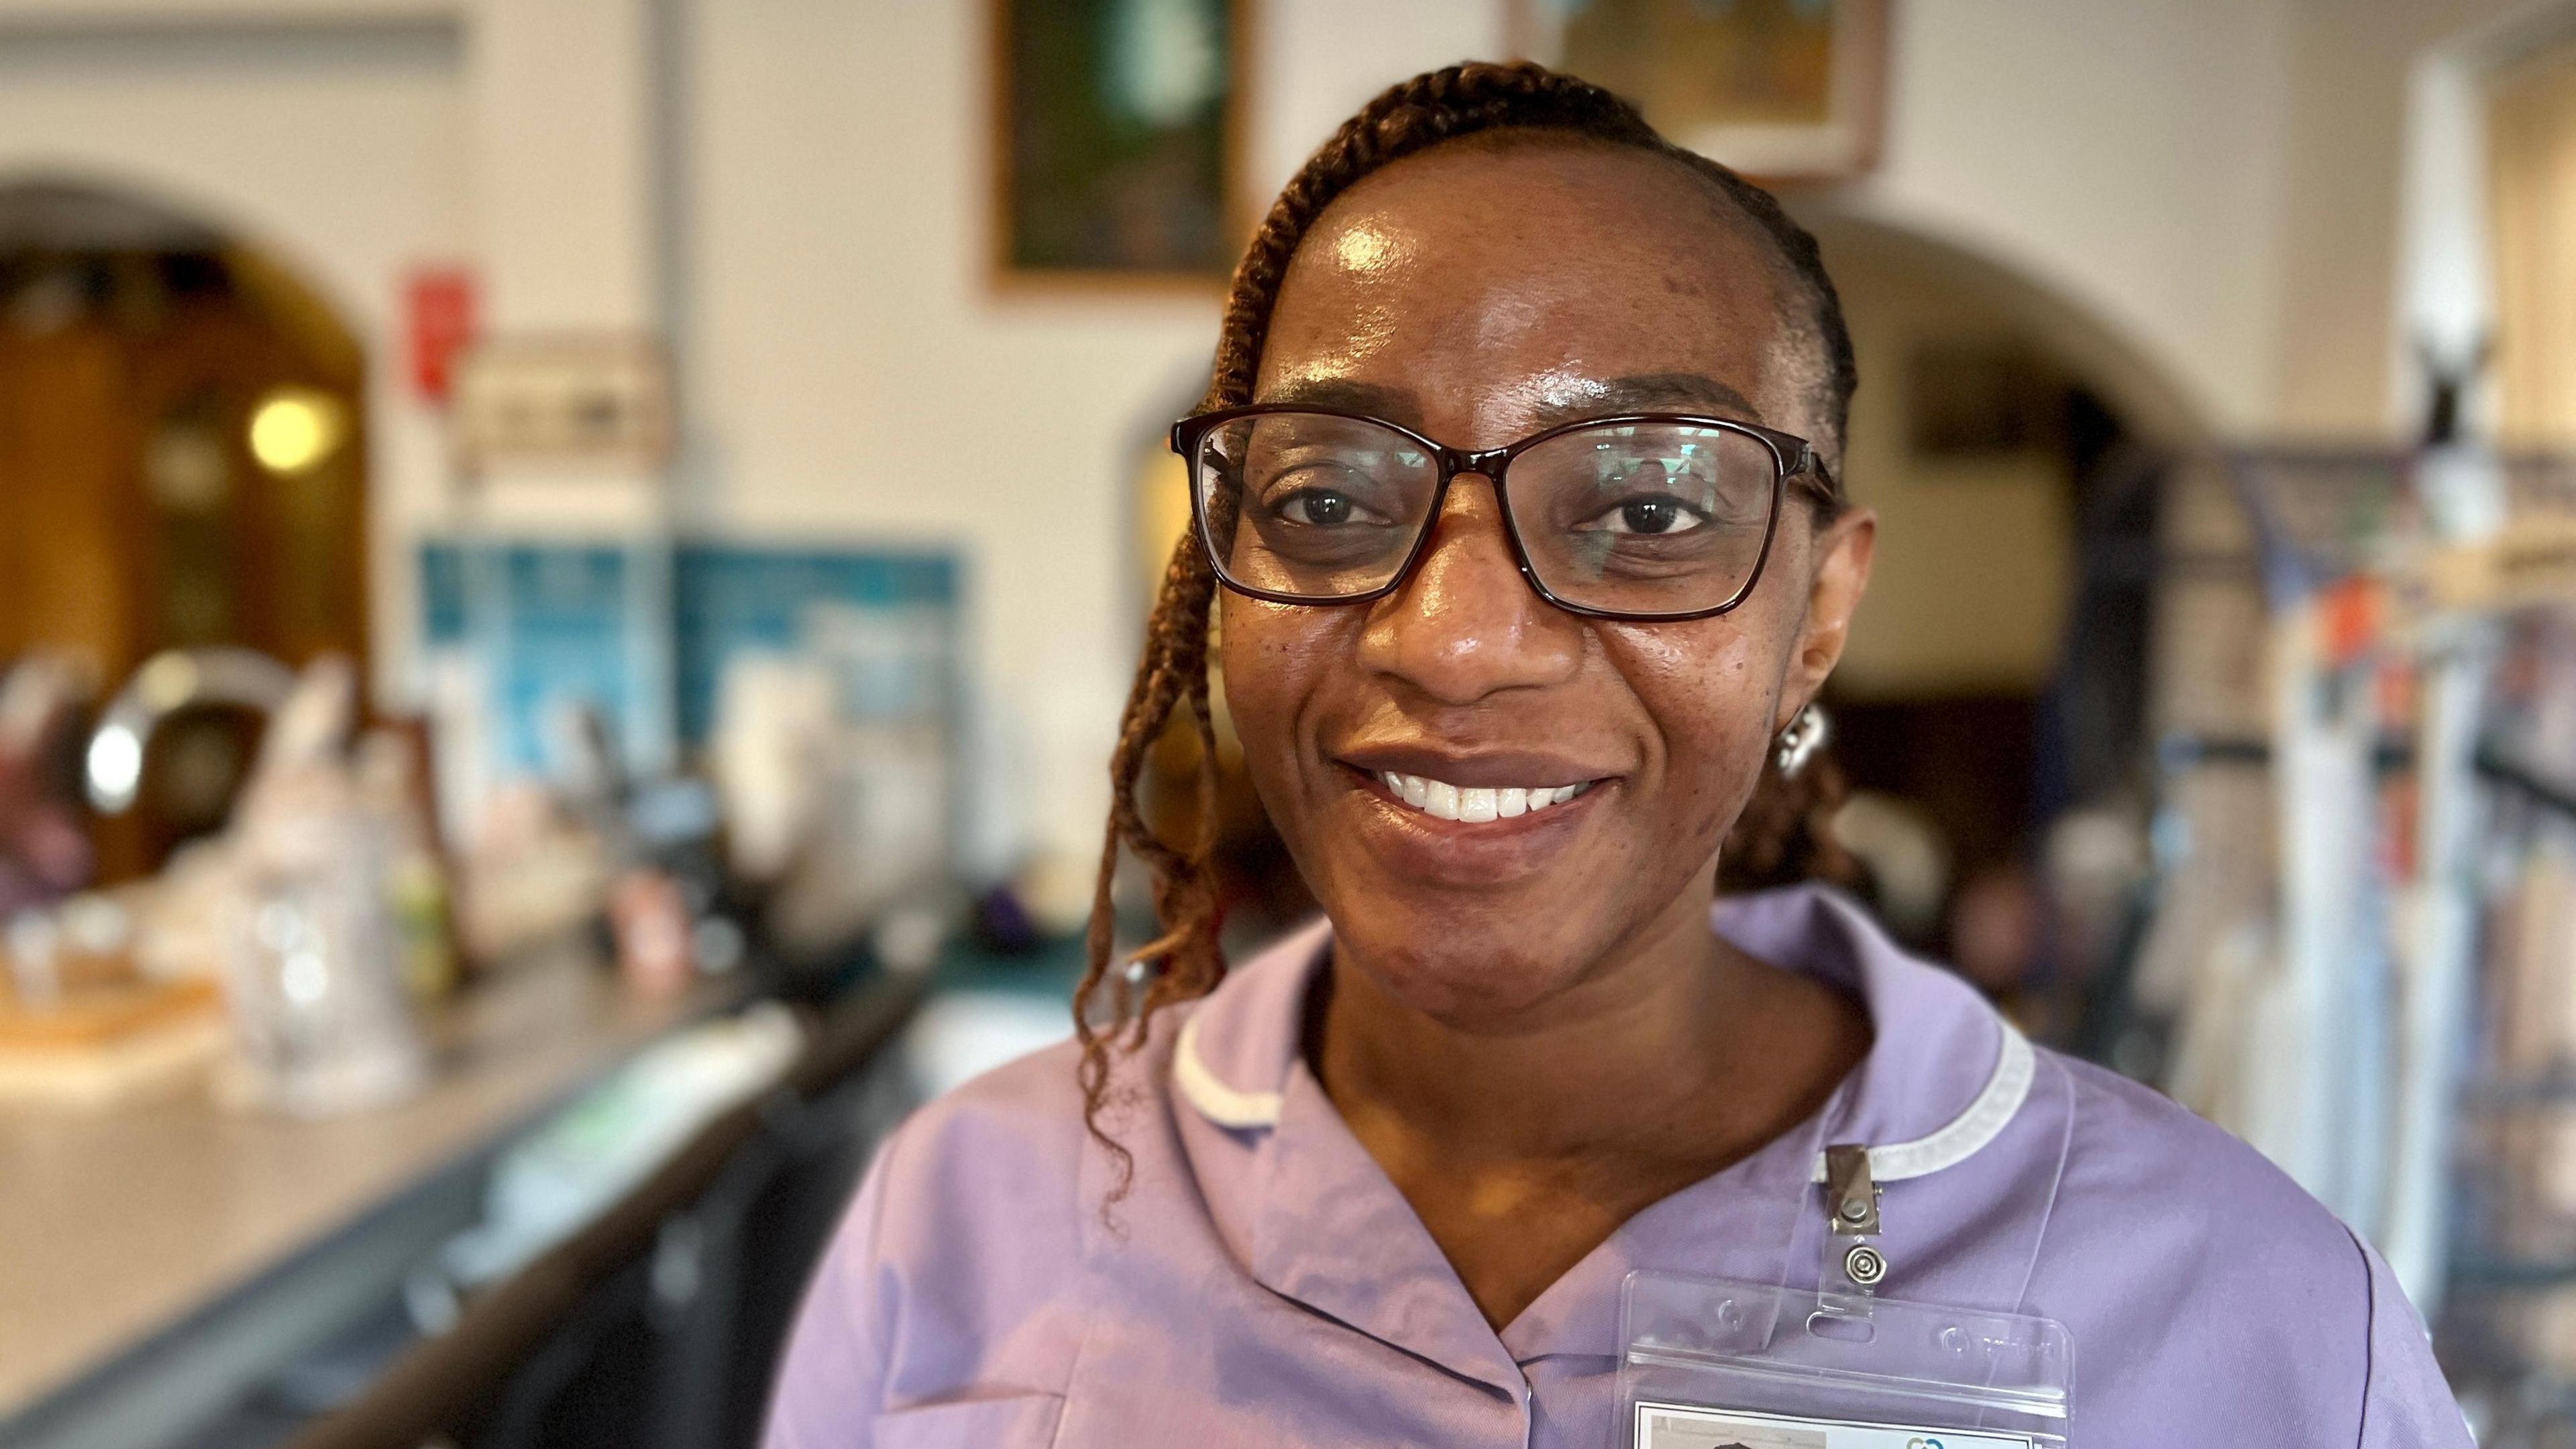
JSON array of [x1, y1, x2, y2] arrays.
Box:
[[1578, 494, 1707, 535], [1254, 462, 1394, 527], [1277, 490, 1364, 527]]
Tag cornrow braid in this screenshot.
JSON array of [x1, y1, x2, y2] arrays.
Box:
[[1075, 60, 1862, 1185]]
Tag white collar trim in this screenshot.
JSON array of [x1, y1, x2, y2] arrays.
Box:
[[1175, 1012, 1284, 1128], [1807, 1014, 2035, 1183], [1175, 991, 2036, 1179]]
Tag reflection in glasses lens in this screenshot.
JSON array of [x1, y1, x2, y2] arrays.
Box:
[[1188, 411, 1787, 618], [1509, 421, 1780, 616], [1195, 413, 1442, 600]]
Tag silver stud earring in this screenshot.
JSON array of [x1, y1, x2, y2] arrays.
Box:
[[1774, 703, 1830, 778]]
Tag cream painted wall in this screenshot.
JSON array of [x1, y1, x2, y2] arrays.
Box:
[[1825, 0, 2295, 438], [1801, 0, 2571, 441], [681, 0, 1505, 867], [470, 0, 653, 334]]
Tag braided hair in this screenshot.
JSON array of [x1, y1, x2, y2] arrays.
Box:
[[1076, 60, 1861, 1170]]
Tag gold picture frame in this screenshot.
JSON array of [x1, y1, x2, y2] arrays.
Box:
[[1509, 0, 1888, 183]]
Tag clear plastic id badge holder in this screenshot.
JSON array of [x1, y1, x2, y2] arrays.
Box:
[[1619, 1146, 2073, 1448]]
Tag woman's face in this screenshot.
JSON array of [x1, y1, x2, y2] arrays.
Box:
[[1220, 139, 1874, 1026]]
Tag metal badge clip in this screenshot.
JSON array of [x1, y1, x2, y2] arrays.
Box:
[[1823, 1144, 1880, 1236], [1820, 1143, 1888, 1305]]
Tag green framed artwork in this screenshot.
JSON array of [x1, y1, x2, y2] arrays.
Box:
[[992, 0, 1247, 286]]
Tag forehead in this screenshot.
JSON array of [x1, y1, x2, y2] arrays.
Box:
[[1254, 138, 1797, 442]]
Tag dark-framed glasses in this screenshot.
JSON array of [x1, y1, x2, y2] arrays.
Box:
[[1169, 405, 1839, 622]]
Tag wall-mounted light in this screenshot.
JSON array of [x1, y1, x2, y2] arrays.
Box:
[[247, 386, 348, 476]]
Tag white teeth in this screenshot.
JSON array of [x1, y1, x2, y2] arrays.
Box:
[[1377, 771, 1591, 822]]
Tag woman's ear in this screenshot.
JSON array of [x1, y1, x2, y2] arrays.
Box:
[[1777, 505, 1876, 728]]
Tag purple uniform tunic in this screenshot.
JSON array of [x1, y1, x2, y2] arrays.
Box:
[[766, 885, 2469, 1447]]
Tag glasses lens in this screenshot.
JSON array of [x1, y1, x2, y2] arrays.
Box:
[[1193, 412, 1441, 600], [1506, 421, 1782, 615]]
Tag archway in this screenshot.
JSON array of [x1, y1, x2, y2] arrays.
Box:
[[1793, 209, 2216, 1021], [0, 177, 369, 879], [1799, 211, 2216, 451]]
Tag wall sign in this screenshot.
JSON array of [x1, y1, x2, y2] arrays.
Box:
[[452, 333, 673, 471]]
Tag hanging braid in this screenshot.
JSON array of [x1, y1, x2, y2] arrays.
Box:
[[1075, 60, 1862, 1175]]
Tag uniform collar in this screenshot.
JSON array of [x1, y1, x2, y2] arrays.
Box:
[[1716, 886, 2032, 1185], [1170, 914, 1324, 1130], [1175, 885, 2020, 1160], [1165, 883, 2030, 1381]]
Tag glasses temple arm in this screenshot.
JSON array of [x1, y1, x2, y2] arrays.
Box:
[[1788, 445, 1841, 502]]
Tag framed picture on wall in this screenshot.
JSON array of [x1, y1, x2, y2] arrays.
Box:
[[1510, 0, 1888, 182], [991, 0, 1248, 287]]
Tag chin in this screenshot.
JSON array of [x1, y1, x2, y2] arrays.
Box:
[[1324, 907, 1596, 1026]]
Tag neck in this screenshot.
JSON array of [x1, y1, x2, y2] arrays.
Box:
[[1313, 879, 1848, 1167]]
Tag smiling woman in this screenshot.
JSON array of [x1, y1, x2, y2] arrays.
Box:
[[765, 62, 2468, 1449]]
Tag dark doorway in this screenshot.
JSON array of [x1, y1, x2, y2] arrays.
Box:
[[0, 181, 369, 879]]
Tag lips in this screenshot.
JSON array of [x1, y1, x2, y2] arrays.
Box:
[[1328, 745, 1615, 885]]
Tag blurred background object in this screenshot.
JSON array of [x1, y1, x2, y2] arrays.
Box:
[[5, 1, 2576, 1446], [0, 654, 94, 916]]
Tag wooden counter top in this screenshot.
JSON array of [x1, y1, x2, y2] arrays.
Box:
[[0, 949, 727, 1422]]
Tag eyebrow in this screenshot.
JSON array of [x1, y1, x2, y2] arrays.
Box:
[[1254, 372, 1765, 435], [1257, 376, 1419, 419], [1525, 374, 1764, 429]]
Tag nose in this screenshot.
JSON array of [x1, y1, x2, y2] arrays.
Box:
[[1357, 478, 1584, 704]]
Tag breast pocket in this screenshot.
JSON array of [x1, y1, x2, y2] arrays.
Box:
[[870, 1393, 1065, 1448]]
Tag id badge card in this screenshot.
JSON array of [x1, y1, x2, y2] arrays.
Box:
[[1637, 1403, 2035, 1448], [1619, 1271, 2072, 1449]]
